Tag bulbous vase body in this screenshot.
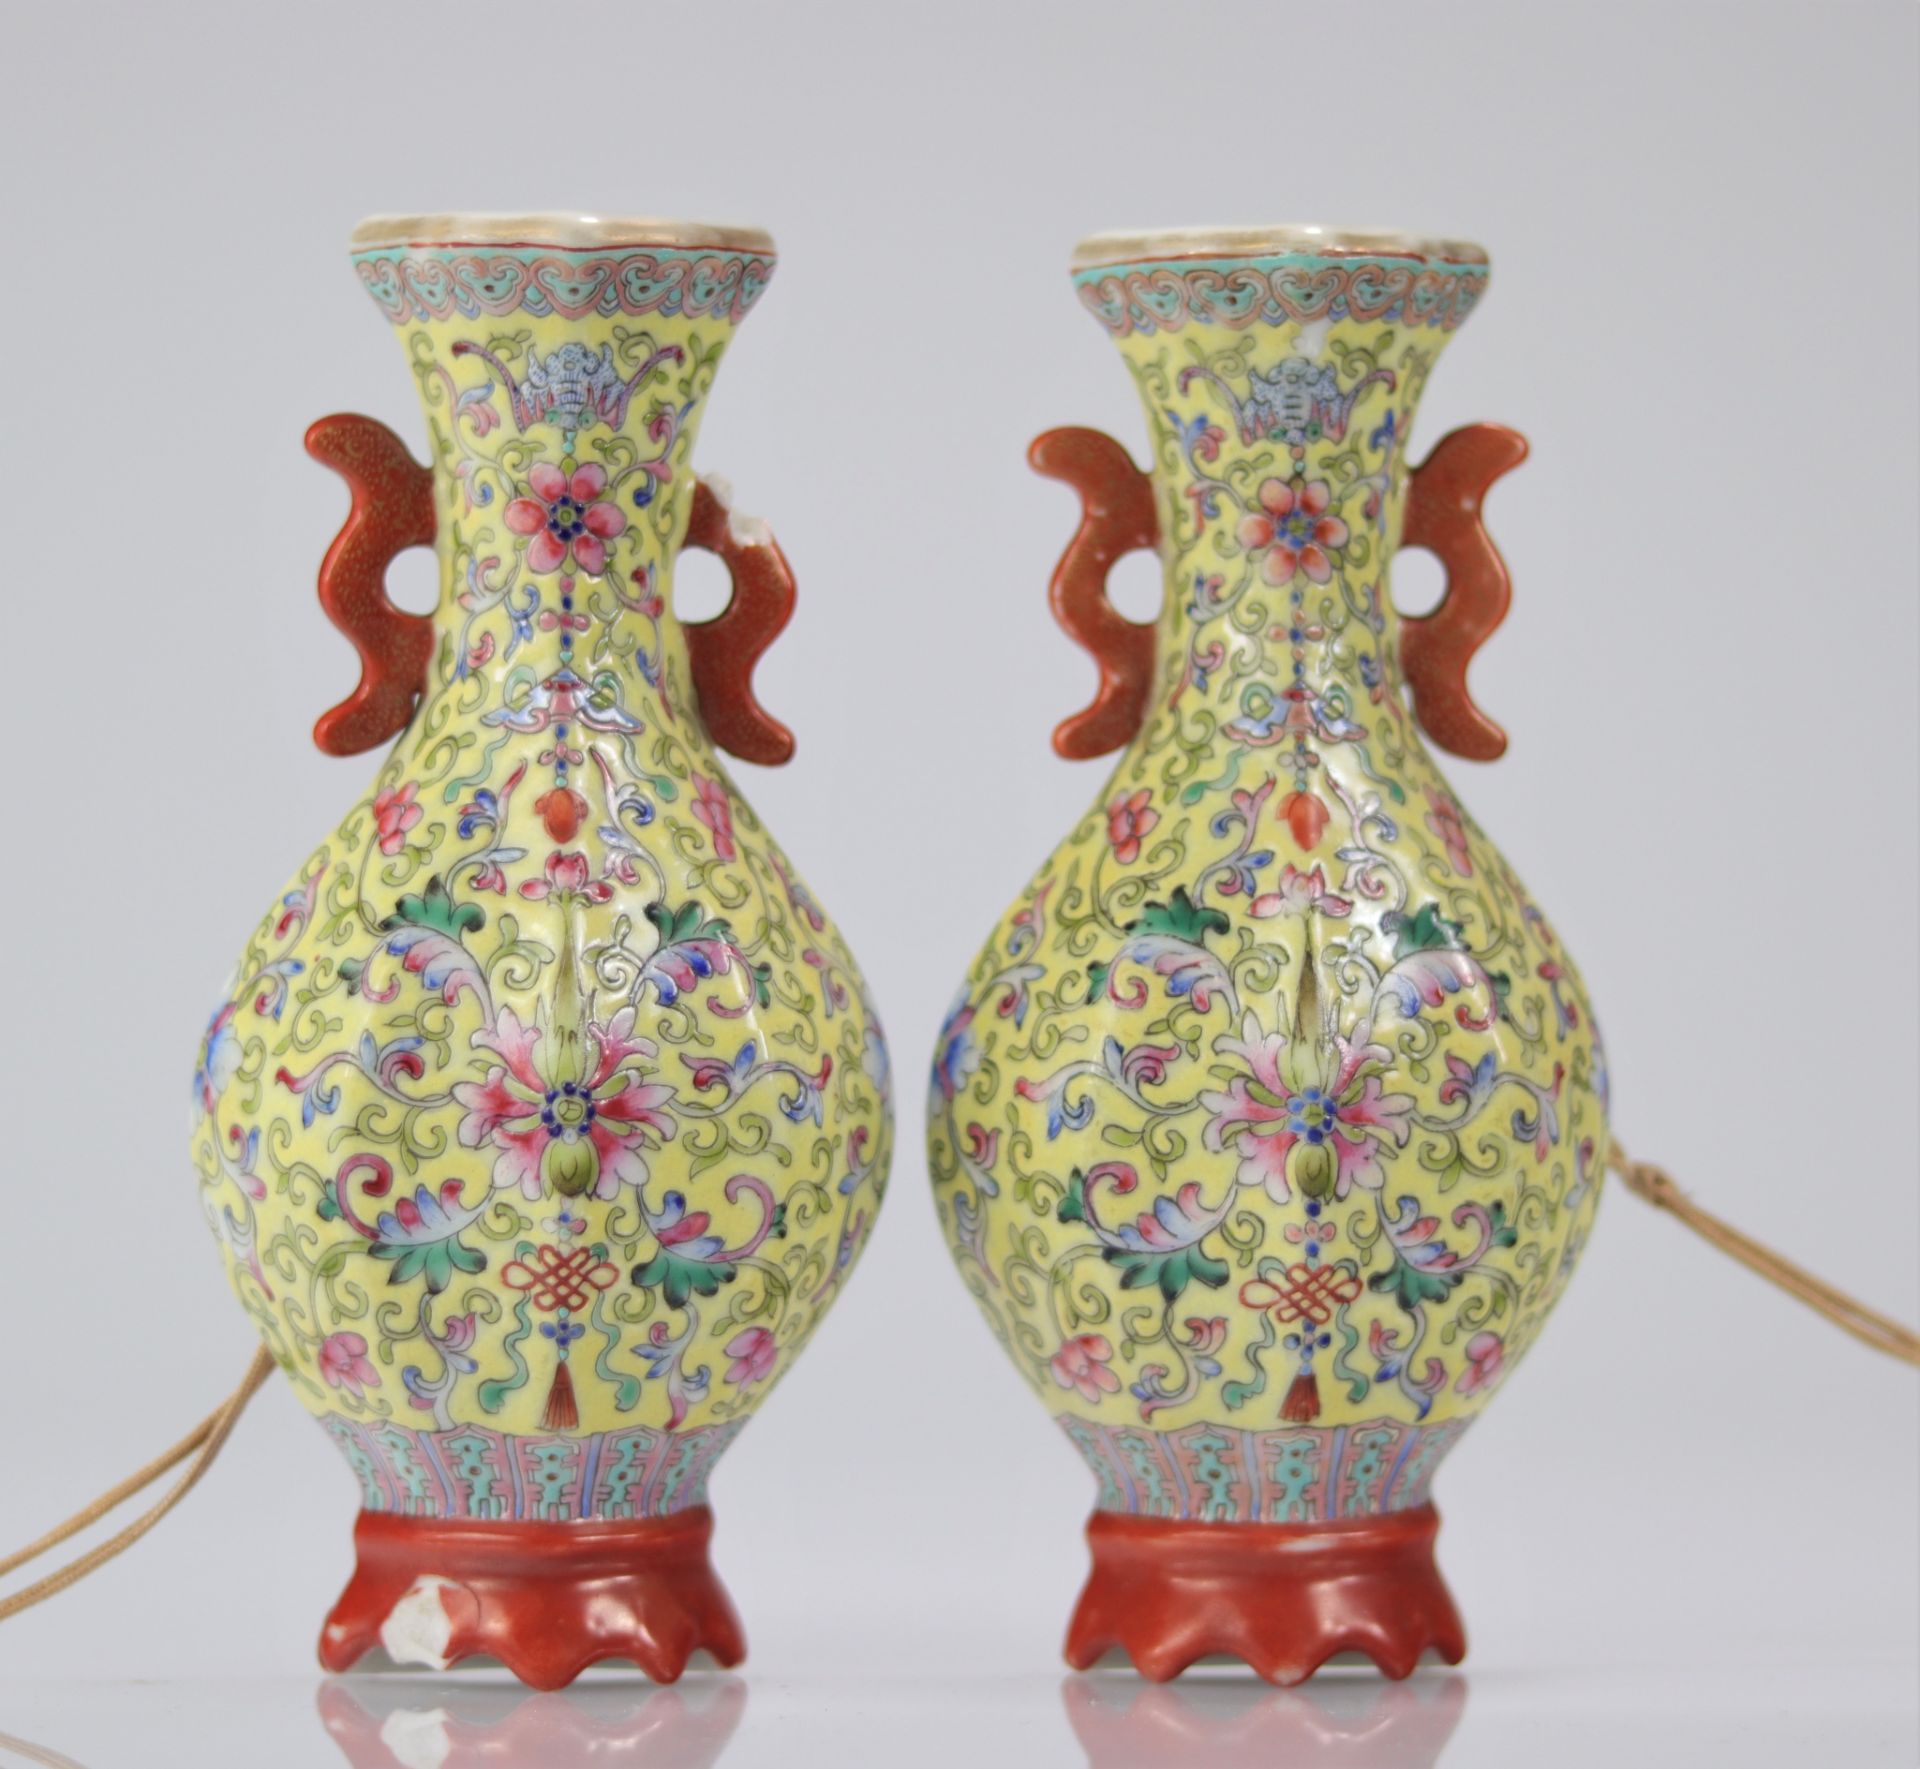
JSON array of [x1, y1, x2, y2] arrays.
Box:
[[190, 215, 892, 1687], [927, 227, 1606, 1682]]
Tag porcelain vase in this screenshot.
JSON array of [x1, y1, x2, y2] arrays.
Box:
[[190, 214, 892, 1688], [926, 226, 1607, 1682]]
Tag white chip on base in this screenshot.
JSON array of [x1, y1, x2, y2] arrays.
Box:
[[378, 1575, 458, 1671]]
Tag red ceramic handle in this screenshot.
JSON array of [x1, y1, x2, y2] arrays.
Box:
[[306, 414, 437, 758], [1030, 427, 1158, 760], [1398, 422, 1529, 762], [681, 477, 796, 766]]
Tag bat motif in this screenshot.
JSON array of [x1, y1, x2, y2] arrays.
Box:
[[451, 338, 684, 434], [1179, 355, 1397, 447]]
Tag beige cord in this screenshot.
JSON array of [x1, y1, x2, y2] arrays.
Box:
[[1609, 1141, 1920, 1368], [0, 1730, 92, 1769], [0, 1347, 275, 1623]]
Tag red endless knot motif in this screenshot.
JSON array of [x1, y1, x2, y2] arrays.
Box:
[[502, 1244, 618, 1313], [1265, 1262, 1363, 1326]]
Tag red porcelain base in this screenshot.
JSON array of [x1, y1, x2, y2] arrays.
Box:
[[1064, 1505, 1466, 1684], [318, 1508, 745, 1690]]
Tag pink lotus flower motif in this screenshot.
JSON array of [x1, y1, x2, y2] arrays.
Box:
[[723, 1325, 779, 1387], [1050, 1334, 1122, 1405], [504, 461, 627, 576], [318, 1331, 380, 1398], [1238, 478, 1349, 585], [1200, 1012, 1415, 1204], [452, 1005, 677, 1201], [1106, 788, 1159, 864], [1250, 863, 1353, 919], [520, 850, 614, 903], [1455, 1330, 1505, 1395], [372, 782, 422, 856], [691, 774, 737, 863], [1425, 789, 1475, 877]]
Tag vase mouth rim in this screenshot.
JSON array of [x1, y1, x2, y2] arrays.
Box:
[[1071, 225, 1487, 271], [350, 213, 776, 255]]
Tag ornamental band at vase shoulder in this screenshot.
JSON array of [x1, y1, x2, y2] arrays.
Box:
[[191, 220, 892, 1533], [926, 229, 1606, 1674]]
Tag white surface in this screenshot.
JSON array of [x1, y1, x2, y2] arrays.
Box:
[[0, 0, 1914, 1761], [0, 1659, 1914, 1768]]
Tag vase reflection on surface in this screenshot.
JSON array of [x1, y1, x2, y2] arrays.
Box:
[[190, 215, 891, 1687], [1062, 1671, 1468, 1769], [316, 1676, 747, 1769], [928, 226, 1606, 1682]]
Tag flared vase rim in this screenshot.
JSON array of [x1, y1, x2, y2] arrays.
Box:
[[350, 212, 776, 256], [1071, 225, 1487, 271]]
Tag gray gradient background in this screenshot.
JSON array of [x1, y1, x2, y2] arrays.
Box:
[[0, 3, 1914, 1765]]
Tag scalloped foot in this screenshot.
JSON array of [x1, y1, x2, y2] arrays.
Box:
[[318, 1508, 745, 1690], [1064, 1505, 1465, 1684]]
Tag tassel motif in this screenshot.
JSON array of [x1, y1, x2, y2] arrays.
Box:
[[1280, 1368, 1321, 1423], [541, 1358, 580, 1432]]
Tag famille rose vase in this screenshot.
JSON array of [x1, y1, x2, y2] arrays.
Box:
[[927, 227, 1609, 1682], [189, 215, 892, 1688]]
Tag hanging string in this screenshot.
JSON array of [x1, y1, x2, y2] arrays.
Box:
[[1609, 1141, 1920, 1368], [0, 1346, 275, 1623], [0, 1730, 91, 1769]]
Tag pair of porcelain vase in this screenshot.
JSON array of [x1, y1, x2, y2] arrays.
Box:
[[190, 214, 1606, 1689]]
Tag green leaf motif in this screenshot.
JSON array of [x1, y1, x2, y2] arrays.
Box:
[[372, 1236, 486, 1295], [644, 899, 733, 947], [1057, 1170, 1089, 1227], [1128, 886, 1229, 946], [1368, 1257, 1458, 1311], [632, 1248, 737, 1309], [382, 874, 485, 938], [1109, 1242, 1230, 1304], [1393, 901, 1465, 958]]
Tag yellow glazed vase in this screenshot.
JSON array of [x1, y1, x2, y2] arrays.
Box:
[[191, 215, 892, 1688], [926, 227, 1607, 1682]]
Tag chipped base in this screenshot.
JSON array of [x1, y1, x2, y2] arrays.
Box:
[[1063, 1504, 1466, 1684], [319, 1507, 745, 1690]]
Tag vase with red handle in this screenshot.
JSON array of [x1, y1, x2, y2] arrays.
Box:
[[926, 226, 1607, 1682], [189, 214, 892, 1688]]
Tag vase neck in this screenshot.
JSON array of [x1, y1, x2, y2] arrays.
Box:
[[350, 226, 776, 725], [404, 324, 715, 705], [1074, 238, 1486, 757], [1132, 338, 1423, 720]]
